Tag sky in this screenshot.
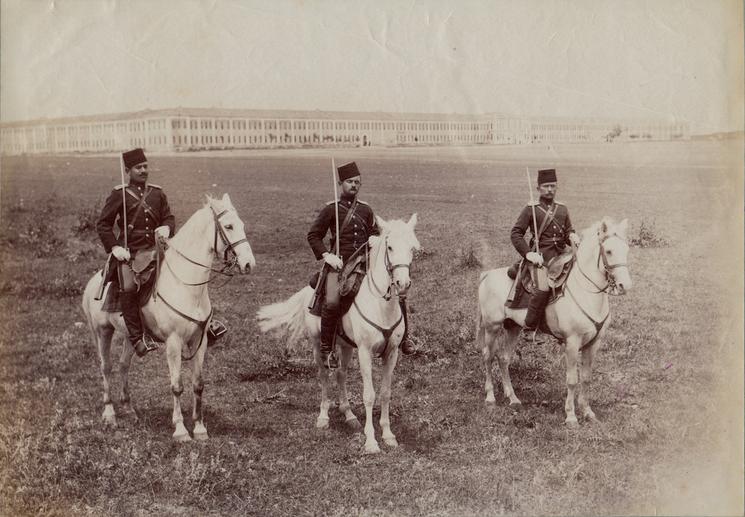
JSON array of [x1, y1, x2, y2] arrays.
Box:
[[1, 0, 743, 133]]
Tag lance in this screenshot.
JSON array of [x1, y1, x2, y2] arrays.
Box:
[[332, 157, 340, 257], [526, 166, 539, 254], [120, 153, 128, 250]]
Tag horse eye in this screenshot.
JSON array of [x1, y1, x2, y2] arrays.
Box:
[[225, 224, 233, 230], [387, 245, 393, 251], [606, 249, 612, 255]]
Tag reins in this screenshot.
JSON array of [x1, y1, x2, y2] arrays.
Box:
[[345, 233, 412, 358], [154, 205, 247, 360], [563, 231, 628, 348]]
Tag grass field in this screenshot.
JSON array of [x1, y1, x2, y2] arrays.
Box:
[[1, 141, 743, 516]]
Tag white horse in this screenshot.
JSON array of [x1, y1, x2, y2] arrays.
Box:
[[81, 194, 255, 441], [477, 217, 632, 426], [257, 215, 420, 454]]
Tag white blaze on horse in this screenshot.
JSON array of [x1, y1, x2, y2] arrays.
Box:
[[477, 217, 632, 427], [257, 214, 420, 454], [81, 194, 255, 441]]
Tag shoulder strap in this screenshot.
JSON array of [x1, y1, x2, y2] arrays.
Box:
[[338, 198, 359, 234], [536, 204, 558, 239]]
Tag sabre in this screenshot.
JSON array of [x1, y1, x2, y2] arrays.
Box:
[[526, 166, 539, 254], [120, 153, 128, 250]]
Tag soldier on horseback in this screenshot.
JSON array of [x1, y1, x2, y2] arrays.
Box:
[[307, 161, 415, 369], [96, 148, 175, 357], [511, 168, 580, 346]]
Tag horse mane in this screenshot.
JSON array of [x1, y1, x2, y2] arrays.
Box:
[[580, 216, 618, 243], [373, 218, 421, 251], [168, 195, 230, 249]]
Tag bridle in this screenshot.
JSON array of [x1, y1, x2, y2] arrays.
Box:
[[368, 234, 412, 301], [155, 205, 249, 360], [576, 232, 628, 294], [164, 206, 248, 286]]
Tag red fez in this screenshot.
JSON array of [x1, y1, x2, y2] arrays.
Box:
[[337, 161, 360, 182], [537, 168, 557, 184], [122, 148, 147, 169]]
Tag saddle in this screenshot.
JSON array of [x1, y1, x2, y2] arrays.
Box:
[[98, 249, 160, 313], [506, 248, 575, 309], [308, 245, 368, 317]]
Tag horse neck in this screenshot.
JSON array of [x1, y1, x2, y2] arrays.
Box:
[[569, 237, 609, 301], [164, 206, 215, 288], [362, 235, 397, 308]]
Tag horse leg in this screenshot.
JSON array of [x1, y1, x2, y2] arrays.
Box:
[[358, 348, 380, 454], [166, 337, 190, 442], [337, 345, 361, 431], [380, 348, 399, 448], [499, 325, 522, 407], [578, 341, 599, 422], [94, 325, 117, 426], [192, 334, 209, 440], [314, 341, 333, 430], [117, 333, 137, 421], [564, 336, 581, 427], [480, 319, 498, 405]]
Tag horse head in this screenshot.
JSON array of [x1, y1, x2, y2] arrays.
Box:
[[374, 213, 421, 296], [207, 194, 256, 274], [580, 217, 632, 295]]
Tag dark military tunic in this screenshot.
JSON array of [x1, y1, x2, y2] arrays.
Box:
[[510, 200, 575, 262], [307, 195, 379, 261], [96, 183, 175, 253]]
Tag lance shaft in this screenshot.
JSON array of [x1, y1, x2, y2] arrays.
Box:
[[120, 154, 128, 249], [526, 167, 539, 254], [332, 157, 340, 256]]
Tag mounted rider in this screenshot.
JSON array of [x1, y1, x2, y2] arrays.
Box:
[[307, 161, 415, 369], [96, 148, 175, 357], [510, 168, 580, 346]]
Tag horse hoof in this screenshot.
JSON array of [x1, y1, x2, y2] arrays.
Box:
[[508, 401, 523, 411], [345, 417, 362, 432], [193, 431, 209, 441], [173, 430, 192, 442], [584, 413, 599, 424], [485, 395, 497, 404], [565, 419, 579, 429], [102, 415, 117, 427], [383, 436, 399, 448], [316, 417, 330, 430], [363, 442, 381, 455]]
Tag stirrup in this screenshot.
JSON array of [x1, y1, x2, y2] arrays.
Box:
[[320, 350, 339, 370], [207, 319, 228, 345], [519, 328, 546, 346], [133, 335, 159, 357], [400, 338, 416, 356]]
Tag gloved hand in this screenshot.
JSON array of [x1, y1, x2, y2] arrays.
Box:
[[525, 251, 543, 266], [323, 253, 343, 270], [569, 233, 581, 246], [112, 246, 131, 262], [155, 226, 171, 240]]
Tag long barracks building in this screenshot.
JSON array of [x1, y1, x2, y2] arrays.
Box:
[[0, 107, 689, 155]]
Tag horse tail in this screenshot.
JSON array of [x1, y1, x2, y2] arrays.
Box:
[[256, 286, 313, 348], [474, 284, 485, 351]]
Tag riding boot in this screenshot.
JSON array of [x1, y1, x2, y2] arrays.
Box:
[[398, 299, 416, 356], [319, 306, 339, 370], [519, 289, 552, 346], [119, 290, 154, 357]]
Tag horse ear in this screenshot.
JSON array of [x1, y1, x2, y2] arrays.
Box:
[[221, 193, 232, 206], [376, 215, 387, 231], [618, 218, 629, 238], [599, 218, 609, 237], [407, 213, 418, 229]]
